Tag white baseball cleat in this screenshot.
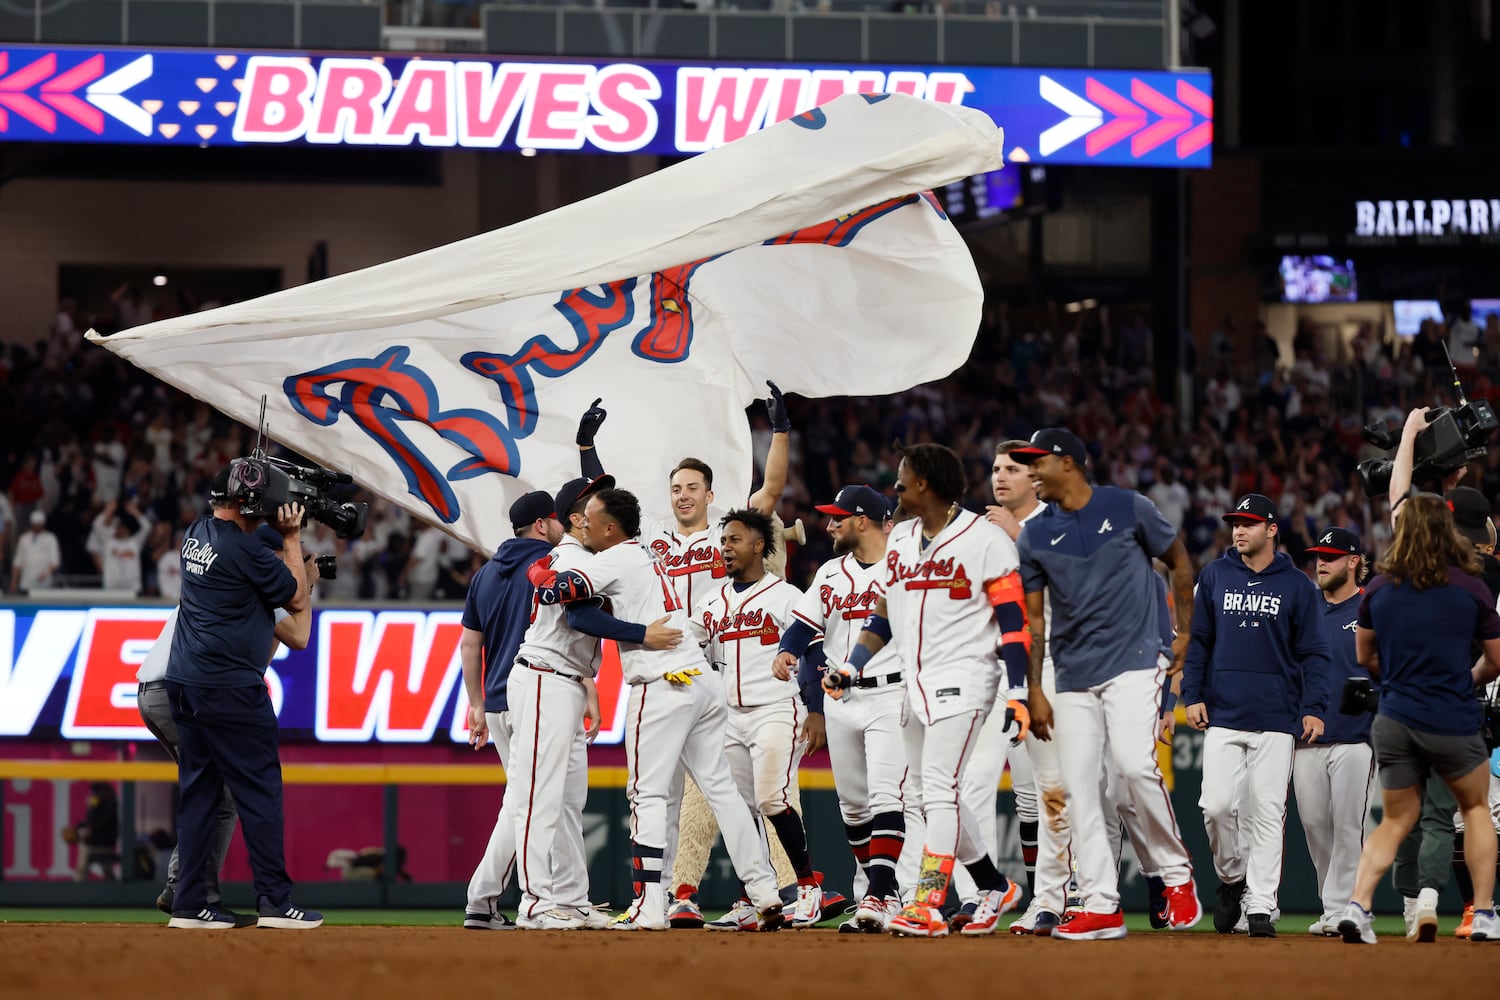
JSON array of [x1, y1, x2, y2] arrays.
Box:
[[1472, 908, 1500, 941], [705, 899, 759, 931], [524, 908, 587, 931], [790, 883, 824, 927], [853, 895, 892, 933], [1307, 917, 1337, 937], [573, 905, 613, 930], [609, 895, 668, 931], [463, 906, 516, 930]]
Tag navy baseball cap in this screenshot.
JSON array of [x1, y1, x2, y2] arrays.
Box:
[[1307, 527, 1361, 557], [1224, 494, 1278, 524], [1011, 428, 1088, 467], [509, 490, 558, 529], [816, 485, 890, 520], [553, 475, 615, 522]]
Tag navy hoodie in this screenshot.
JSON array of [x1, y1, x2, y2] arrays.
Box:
[[1182, 549, 1332, 736], [462, 536, 553, 713], [1318, 590, 1372, 744]]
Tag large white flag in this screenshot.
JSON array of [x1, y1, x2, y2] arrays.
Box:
[[88, 94, 1002, 554]]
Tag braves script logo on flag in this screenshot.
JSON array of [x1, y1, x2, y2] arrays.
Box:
[[283, 197, 932, 524]]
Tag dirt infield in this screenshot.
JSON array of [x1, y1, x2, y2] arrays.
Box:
[[0, 925, 1493, 999]]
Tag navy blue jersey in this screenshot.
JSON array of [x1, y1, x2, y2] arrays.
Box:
[[1319, 590, 1372, 744], [1017, 486, 1178, 692], [1358, 568, 1500, 736], [167, 516, 297, 687], [463, 536, 553, 713], [1181, 548, 1332, 736]]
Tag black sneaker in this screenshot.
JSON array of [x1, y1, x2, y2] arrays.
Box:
[[463, 909, 515, 930], [1146, 877, 1167, 930], [949, 901, 979, 932], [1247, 913, 1276, 938], [1213, 880, 1245, 934], [167, 907, 238, 930], [155, 889, 173, 915]]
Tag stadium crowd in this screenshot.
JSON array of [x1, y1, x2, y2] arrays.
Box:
[[3, 297, 1499, 600]]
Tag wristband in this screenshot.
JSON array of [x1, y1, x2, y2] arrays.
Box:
[[864, 614, 892, 644], [846, 643, 874, 676]]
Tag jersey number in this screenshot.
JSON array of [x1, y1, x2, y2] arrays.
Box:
[[652, 562, 683, 613]]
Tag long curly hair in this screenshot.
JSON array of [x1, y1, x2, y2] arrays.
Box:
[[1378, 492, 1482, 589]]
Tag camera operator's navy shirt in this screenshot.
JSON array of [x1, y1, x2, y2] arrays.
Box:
[[1320, 590, 1373, 744], [1017, 486, 1177, 693], [166, 515, 297, 687], [1358, 567, 1500, 736], [464, 536, 553, 713]]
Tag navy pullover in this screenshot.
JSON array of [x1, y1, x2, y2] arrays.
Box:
[[1182, 548, 1332, 736], [1318, 590, 1373, 744]]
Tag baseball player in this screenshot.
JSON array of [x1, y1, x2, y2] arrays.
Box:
[[951, 441, 1044, 929], [1182, 493, 1331, 938], [528, 488, 786, 931], [688, 508, 823, 928], [1294, 527, 1376, 938], [576, 392, 810, 925], [1013, 427, 1202, 941], [773, 485, 923, 933], [506, 475, 686, 929], [826, 444, 1027, 938], [462, 491, 571, 930]]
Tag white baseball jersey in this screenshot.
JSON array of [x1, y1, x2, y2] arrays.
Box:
[[883, 508, 1020, 724], [691, 573, 802, 708], [641, 505, 729, 615], [516, 534, 603, 679], [570, 540, 703, 685], [792, 554, 901, 678]]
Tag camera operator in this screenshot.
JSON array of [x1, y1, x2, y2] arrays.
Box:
[[138, 466, 317, 920], [1338, 493, 1500, 944], [163, 460, 319, 930]]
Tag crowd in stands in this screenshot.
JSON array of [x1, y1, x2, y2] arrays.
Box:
[[3, 297, 1499, 601]]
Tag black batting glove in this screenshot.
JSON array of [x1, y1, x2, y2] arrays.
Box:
[[577, 397, 607, 447], [765, 381, 791, 433]]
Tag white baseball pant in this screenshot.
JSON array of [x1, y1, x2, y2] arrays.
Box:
[[725, 698, 804, 818], [506, 665, 592, 919], [467, 711, 518, 911], [624, 671, 780, 910], [902, 708, 993, 878], [1292, 741, 1374, 923], [952, 700, 1015, 904], [1200, 727, 1294, 915], [826, 683, 920, 899], [1054, 665, 1192, 912]]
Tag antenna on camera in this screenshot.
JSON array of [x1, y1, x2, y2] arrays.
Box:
[[251, 394, 269, 461], [1442, 342, 1469, 408]]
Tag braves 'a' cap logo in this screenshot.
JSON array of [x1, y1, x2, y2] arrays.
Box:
[[1238, 497, 1252, 510], [1321, 531, 1334, 544]]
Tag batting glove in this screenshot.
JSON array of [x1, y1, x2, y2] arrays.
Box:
[[822, 666, 855, 701], [765, 380, 791, 433], [663, 668, 703, 686], [1004, 699, 1030, 745], [576, 397, 607, 447]]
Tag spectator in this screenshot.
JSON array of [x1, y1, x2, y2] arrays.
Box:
[[1148, 463, 1191, 534], [87, 500, 151, 594], [11, 510, 61, 593]]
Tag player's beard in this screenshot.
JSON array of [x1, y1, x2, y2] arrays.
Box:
[[832, 530, 856, 555], [1318, 566, 1348, 593]]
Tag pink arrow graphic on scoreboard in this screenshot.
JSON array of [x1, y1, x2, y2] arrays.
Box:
[[41, 53, 106, 133], [1175, 79, 1213, 159], [0, 52, 58, 132], [1129, 79, 1191, 156], [1083, 78, 1146, 155]]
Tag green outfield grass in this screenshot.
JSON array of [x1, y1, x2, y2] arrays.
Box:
[[0, 908, 1425, 936]]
